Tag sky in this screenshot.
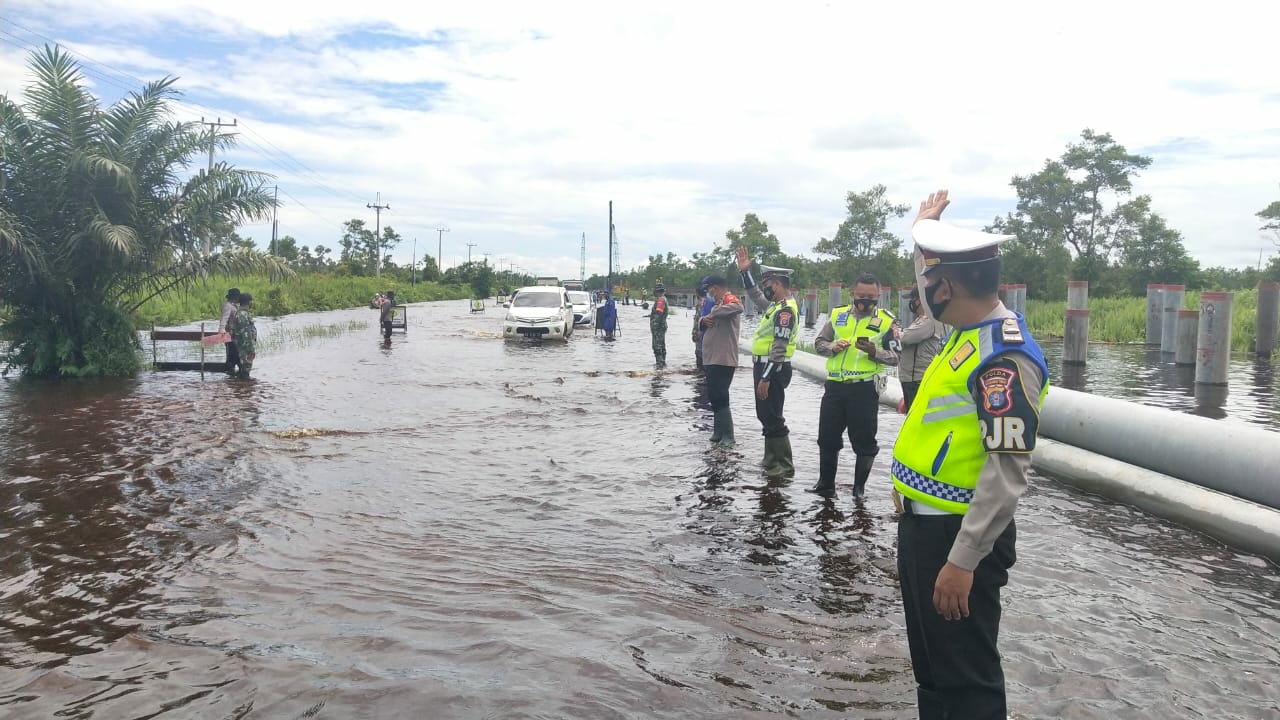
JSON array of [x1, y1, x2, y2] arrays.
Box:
[[2, 0, 1278, 282]]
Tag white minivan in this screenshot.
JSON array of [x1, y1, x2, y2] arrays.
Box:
[[503, 286, 575, 340]]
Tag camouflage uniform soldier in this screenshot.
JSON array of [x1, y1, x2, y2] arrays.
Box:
[[649, 282, 669, 367]]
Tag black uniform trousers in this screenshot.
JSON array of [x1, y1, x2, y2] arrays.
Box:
[[382, 320, 393, 339], [901, 380, 922, 413], [897, 511, 1017, 720], [817, 379, 880, 456], [704, 365, 735, 411], [224, 341, 240, 374], [753, 361, 792, 438]]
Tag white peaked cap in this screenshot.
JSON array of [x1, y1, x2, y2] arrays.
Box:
[[912, 220, 1014, 271]]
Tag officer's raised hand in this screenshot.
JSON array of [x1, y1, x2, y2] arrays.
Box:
[[915, 189, 950, 224], [734, 246, 751, 271]]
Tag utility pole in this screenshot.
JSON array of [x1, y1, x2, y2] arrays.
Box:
[[436, 226, 450, 275], [466, 242, 477, 265], [200, 117, 236, 255], [271, 184, 279, 256], [412, 237, 418, 285], [580, 232, 586, 282], [607, 201, 614, 293], [366, 193, 389, 277]]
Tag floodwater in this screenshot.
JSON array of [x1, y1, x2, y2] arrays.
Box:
[[0, 301, 1277, 719]]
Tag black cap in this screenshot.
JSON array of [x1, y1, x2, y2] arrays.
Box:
[[227, 288, 241, 300], [239, 292, 253, 304], [702, 274, 728, 288]]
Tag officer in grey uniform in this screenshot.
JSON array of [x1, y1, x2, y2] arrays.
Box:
[[892, 189, 1049, 720]]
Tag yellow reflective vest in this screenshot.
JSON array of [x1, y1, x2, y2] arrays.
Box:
[[751, 296, 800, 358], [891, 315, 1049, 514], [825, 306, 895, 382]]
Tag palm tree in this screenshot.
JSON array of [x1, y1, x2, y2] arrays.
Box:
[[0, 46, 291, 377]]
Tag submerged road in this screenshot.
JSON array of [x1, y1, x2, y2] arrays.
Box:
[[0, 300, 1277, 719]]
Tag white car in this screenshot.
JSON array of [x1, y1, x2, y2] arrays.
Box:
[[567, 290, 594, 326], [503, 286, 575, 340]]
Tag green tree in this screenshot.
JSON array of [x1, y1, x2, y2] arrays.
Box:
[[1002, 129, 1153, 287], [1258, 189, 1280, 252], [0, 47, 288, 377], [272, 235, 301, 265], [1115, 204, 1200, 294], [812, 184, 910, 287], [723, 213, 783, 267]]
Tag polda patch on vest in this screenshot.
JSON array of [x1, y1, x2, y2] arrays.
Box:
[[949, 340, 976, 370]]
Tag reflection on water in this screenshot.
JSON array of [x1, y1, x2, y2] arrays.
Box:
[[1041, 343, 1275, 429], [0, 302, 1277, 719]]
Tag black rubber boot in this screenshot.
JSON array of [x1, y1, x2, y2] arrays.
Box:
[[710, 410, 723, 443], [852, 455, 875, 500], [805, 448, 839, 497]]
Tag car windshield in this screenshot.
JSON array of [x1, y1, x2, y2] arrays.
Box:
[[512, 292, 562, 309], [567, 292, 590, 305]]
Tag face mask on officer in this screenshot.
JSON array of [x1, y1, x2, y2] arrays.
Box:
[[924, 277, 952, 321], [853, 297, 877, 313], [762, 280, 777, 302]]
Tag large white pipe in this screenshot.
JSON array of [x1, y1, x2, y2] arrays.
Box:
[[1038, 387, 1280, 509]]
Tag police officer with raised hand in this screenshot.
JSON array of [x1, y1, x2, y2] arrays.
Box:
[[734, 246, 800, 477], [806, 274, 899, 499], [892, 190, 1049, 719]]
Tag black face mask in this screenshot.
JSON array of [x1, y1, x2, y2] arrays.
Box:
[[853, 298, 877, 313], [925, 279, 950, 321], [762, 283, 776, 302]]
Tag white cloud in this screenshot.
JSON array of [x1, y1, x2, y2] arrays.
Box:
[[4, 0, 1279, 281]]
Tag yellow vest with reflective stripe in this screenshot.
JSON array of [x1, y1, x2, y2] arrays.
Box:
[[825, 307, 894, 381], [751, 296, 800, 358], [891, 318, 1049, 514]]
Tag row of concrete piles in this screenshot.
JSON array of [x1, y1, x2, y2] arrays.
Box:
[[1062, 281, 1280, 383]]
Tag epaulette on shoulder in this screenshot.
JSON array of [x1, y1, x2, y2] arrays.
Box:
[[1000, 317, 1025, 344], [882, 309, 896, 320]]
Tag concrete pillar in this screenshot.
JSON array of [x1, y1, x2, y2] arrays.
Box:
[[743, 293, 755, 316], [828, 283, 842, 313], [805, 287, 818, 328], [1161, 284, 1185, 354], [1257, 282, 1279, 359], [1195, 292, 1233, 385], [1145, 283, 1165, 346], [879, 285, 893, 312], [1015, 284, 1028, 315], [1174, 309, 1198, 366], [1064, 280, 1089, 366], [998, 284, 1010, 307]]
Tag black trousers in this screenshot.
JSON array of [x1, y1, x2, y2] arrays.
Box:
[[382, 320, 393, 339], [224, 341, 240, 373], [753, 361, 792, 438], [704, 365, 735, 411], [898, 513, 1017, 720], [901, 380, 922, 413], [817, 380, 880, 456]]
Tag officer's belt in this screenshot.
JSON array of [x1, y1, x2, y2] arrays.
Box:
[[826, 375, 877, 384], [894, 490, 953, 516], [753, 356, 790, 364]]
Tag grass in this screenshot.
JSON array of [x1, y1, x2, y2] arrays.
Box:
[[131, 274, 472, 328], [1026, 289, 1260, 352], [257, 320, 370, 353]]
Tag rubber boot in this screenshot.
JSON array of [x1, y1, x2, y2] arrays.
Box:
[[716, 408, 736, 448], [710, 409, 724, 443], [805, 448, 839, 497], [852, 455, 875, 500], [763, 436, 794, 477]]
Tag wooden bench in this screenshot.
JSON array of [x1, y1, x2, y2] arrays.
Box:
[[150, 323, 229, 374]]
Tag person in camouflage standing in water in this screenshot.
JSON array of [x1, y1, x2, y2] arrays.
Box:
[[228, 292, 259, 379], [648, 281, 669, 367]]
